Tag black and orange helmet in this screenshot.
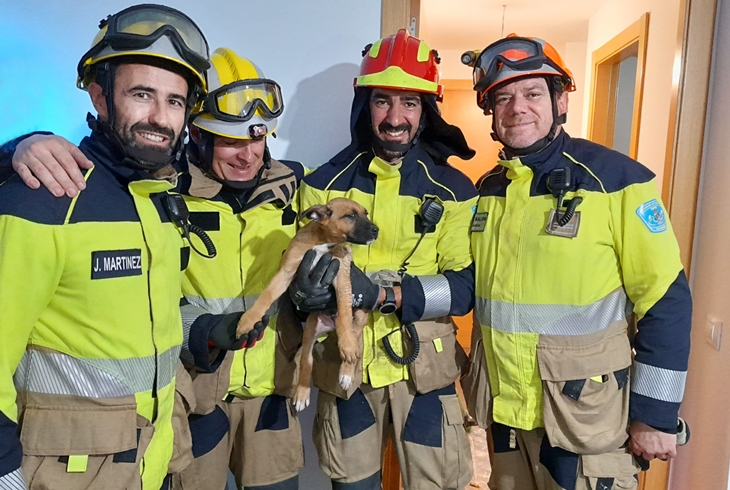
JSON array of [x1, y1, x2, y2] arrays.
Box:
[[463, 34, 575, 114], [356, 29, 443, 101]]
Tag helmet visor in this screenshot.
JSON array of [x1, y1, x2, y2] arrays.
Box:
[[473, 37, 545, 92], [204, 79, 284, 123], [99, 4, 209, 75]]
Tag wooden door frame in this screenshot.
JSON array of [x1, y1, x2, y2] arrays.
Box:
[[587, 13, 649, 160]]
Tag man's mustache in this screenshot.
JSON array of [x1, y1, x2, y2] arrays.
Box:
[[378, 122, 412, 135], [130, 122, 176, 141]]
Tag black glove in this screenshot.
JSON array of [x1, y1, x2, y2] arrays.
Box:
[[349, 263, 382, 311], [311, 262, 382, 312], [289, 250, 340, 312], [209, 312, 270, 350]]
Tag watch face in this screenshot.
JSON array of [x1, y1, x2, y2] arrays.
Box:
[[379, 303, 397, 315]]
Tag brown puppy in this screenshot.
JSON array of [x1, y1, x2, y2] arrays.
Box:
[[235, 197, 379, 411]]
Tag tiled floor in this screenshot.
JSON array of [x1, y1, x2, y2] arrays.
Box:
[[467, 426, 492, 488]]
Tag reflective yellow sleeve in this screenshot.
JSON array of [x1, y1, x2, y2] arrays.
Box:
[[609, 180, 684, 319], [437, 196, 478, 272], [0, 216, 65, 422]]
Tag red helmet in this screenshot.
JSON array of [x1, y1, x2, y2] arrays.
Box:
[[463, 34, 576, 114], [356, 29, 443, 101]]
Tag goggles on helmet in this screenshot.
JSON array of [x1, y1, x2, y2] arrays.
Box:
[[472, 37, 565, 93], [77, 4, 210, 82], [201, 78, 284, 123]]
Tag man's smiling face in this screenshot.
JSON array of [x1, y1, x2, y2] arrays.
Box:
[[107, 63, 189, 155], [492, 77, 568, 149]]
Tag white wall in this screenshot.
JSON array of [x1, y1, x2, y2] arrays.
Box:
[[0, 2, 381, 488], [669, 0, 730, 487], [581, 0, 681, 186], [0, 0, 382, 168]]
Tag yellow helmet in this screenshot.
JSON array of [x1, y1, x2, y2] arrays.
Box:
[[77, 4, 209, 93], [193, 48, 284, 140]]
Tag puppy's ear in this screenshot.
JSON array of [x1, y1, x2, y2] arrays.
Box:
[[301, 205, 332, 222]]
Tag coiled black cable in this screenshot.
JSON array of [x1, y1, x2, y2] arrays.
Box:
[[186, 224, 217, 258], [557, 197, 583, 227], [382, 323, 420, 365]]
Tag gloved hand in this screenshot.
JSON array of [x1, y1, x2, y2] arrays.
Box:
[[349, 263, 381, 311], [289, 250, 340, 312], [209, 312, 270, 350]]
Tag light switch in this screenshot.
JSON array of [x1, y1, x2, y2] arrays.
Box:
[[707, 318, 722, 351]]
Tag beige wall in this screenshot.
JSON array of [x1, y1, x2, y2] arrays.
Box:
[[669, 0, 730, 487], [563, 41, 588, 138], [580, 0, 681, 188]]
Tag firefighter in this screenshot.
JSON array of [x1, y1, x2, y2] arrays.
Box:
[[462, 34, 692, 490]]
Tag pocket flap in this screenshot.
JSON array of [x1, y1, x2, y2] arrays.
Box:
[[413, 317, 455, 342], [582, 451, 640, 478], [21, 403, 138, 456], [441, 395, 465, 427], [537, 326, 631, 381]]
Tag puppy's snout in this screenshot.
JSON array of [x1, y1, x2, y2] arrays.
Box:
[[370, 224, 379, 239]]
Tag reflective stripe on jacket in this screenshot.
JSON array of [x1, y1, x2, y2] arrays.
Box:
[[472, 131, 691, 431]]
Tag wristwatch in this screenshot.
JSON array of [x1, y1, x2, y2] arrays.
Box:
[[378, 286, 398, 315]]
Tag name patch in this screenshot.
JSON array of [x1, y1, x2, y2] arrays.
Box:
[[471, 212, 488, 232], [91, 249, 143, 279], [545, 210, 581, 238], [636, 199, 667, 233]]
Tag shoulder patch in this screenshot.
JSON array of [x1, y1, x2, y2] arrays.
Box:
[[636, 199, 667, 233]]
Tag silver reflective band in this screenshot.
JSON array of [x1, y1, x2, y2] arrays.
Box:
[[14, 346, 181, 398], [180, 302, 204, 366], [419, 274, 452, 320], [0, 468, 26, 490], [631, 361, 686, 404], [184, 293, 280, 317], [475, 288, 631, 335]]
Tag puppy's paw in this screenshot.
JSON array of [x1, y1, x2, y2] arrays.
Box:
[[293, 386, 311, 412], [339, 374, 353, 391], [338, 337, 358, 364], [235, 312, 256, 338]]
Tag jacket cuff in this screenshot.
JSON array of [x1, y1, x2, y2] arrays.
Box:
[[629, 391, 681, 432], [399, 274, 425, 324]]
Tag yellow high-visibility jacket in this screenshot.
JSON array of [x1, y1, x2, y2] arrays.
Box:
[[472, 131, 692, 432], [178, 158, 304, 399], [299, 142, 477, 388], [0, 133, 187, 489]]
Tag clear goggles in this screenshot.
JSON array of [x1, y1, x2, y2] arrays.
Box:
[[202, 79, 284, 123], [80, 4, 210, 77], [472, 37, 547, 92]]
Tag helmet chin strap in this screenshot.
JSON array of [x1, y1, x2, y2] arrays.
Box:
[[490, 77, 564, 158]]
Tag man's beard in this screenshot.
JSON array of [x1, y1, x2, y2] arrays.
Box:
[[374, 122, 414, 161], [116, 120, 177, 156]]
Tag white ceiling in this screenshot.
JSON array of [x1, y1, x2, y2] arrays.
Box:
[[421, 0, 613, 51]]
